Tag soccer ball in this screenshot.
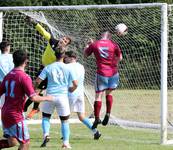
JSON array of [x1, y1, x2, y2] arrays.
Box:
[[115, 23, 128, 36]]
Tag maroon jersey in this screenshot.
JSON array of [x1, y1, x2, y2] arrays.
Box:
[[0, 69, 36, 128], [85, 39, 122, 77]]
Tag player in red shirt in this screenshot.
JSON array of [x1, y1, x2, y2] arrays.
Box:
[[0, 50, 53, 150], [84, 31, 122, 129]]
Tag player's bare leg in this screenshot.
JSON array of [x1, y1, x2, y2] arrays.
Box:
[[18, 141, 29, 150], [0, 137, 18, 149]]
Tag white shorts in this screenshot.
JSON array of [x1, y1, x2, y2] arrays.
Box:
[[40, 95, 70, 117], [69, 94, 85, 113]]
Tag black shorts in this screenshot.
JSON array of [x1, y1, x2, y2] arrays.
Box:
[[37, 78, 47, 90], [36, 66, 48, 90]]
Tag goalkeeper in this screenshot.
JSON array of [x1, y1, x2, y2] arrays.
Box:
[[24, 17, 72, 119]]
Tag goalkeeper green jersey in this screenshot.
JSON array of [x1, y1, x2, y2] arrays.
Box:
[[35, 23, 58, 66]]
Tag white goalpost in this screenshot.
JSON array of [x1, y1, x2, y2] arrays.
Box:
[[160, 3, 168, 145], [0, 12, 3, 53], [0, 3, 172, 145]]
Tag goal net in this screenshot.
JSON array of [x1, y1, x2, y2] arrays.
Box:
[[0, 3, 172, 144]]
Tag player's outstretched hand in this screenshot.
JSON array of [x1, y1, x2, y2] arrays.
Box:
[[85, 38, 94, 49], [26, 16, 37, 26], [87, 38, 94, 45]]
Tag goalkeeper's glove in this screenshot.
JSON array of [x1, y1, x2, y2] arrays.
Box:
[[26, 16, 38, 26]]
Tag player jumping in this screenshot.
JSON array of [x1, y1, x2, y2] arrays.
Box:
[[84, 31, 122, 129]]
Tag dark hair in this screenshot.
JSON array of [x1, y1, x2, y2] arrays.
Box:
[[54, 48, 65, 60], [65, 50, 77, 59], [0, 40, 11, 53], [13, 50, 28, 67]]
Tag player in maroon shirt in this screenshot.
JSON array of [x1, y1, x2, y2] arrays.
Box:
[[84, 31, 122, 129], [0, 50, 53, 150]]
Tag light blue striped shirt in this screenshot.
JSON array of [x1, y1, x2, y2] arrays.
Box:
[[0, 54, 14, 82], [67, 62, 85, 97], [39, 61, 76, 96]]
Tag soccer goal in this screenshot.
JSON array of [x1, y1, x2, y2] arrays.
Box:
[[0, 3, 172, 145]]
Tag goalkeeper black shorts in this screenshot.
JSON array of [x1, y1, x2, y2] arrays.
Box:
[[37, 78, 48, 90], [36, 65, 48, 90]]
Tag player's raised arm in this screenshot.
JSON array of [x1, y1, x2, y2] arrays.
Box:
[[26, 16, 51, 41], [84, 38, 94, 58], [114, 43, 123, 62], [35, 23, 51, 41]]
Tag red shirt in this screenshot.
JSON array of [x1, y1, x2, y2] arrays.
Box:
[[0, 69, 36, 128], [85, 39, 122, 77]]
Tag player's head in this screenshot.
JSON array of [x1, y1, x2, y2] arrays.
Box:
[[101, 31, 112, 40], [64, 50, 77, 64], [0, 40, 11, 54], [64, 51, 77, 64], [58, 36, 72, 48], [55, 48, 66, 60], [13, 50, 29, 67]]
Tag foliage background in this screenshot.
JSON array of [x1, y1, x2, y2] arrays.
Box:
[[0, 0, 172, 6]]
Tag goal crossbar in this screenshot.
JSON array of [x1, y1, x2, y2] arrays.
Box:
[[0, 3, 167, 11]]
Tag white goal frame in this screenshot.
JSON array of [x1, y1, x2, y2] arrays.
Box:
[[0, 3, 170, 145]]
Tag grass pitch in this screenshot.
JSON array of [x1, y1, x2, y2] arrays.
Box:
[[2, 89, 173, 149], [1, 123, 173, 150]]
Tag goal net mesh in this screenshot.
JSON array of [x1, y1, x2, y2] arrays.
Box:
[[0, 4, 171, 129]]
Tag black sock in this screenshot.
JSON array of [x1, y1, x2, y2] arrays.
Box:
[[33, 102, 39, 110], [24, 98, 33, 112]]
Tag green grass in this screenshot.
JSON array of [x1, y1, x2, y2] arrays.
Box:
[[2, 124, 173, 150], [85, 89, 173, 124], [27, 89, 173, 124], [20, 89, 173, 149]]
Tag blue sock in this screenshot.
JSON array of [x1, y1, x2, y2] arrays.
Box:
[[61, 121, 70, 143], [82, 117, 97, 133], [42, 117, 50, 137]]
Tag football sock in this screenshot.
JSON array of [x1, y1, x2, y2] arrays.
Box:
[[106, 95, 113, 114], [61, 122, 70, 145], [42, 117, 50, 137], [0, 139, 10, 148], [33, 102, 39, 110], [82, 118, 97, 133], [24, 98, 33, 112], [94, 101, 102, 119]]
